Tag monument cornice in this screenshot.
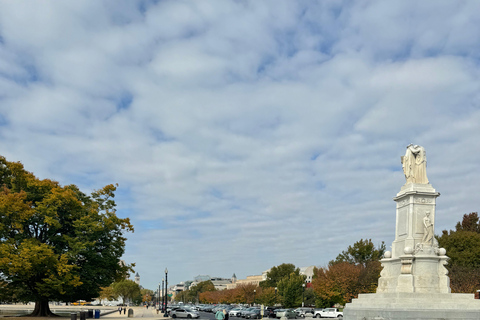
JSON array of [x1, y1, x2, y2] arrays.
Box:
[[393, 189, 440, 201]]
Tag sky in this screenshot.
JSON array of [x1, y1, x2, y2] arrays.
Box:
[[1, 0, 480, 291]]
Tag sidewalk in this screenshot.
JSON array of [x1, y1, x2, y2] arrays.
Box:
[[101, 307, 169, 319]]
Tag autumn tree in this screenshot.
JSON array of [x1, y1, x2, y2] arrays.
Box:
[[180, 280, 215, 303], [112, 280, 141, 305], [437, 212, 480, 292], [312, 239, 385, 307], [257, 287, 276, 306], [312, 262, 361, 307], [234, 283, 258, 305], [98, 286, 118, 303], [141, 289, 154, 304], [0, 156, 133, 316]]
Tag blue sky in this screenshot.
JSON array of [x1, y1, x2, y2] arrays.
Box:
[[1, 0, 480, 291]]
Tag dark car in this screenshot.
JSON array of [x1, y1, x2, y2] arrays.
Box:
[[241, 308, 260, 318], [244, 309, 263, 319], [203, 305, 214, 312]]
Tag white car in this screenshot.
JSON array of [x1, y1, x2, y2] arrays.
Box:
[[171, 307, 200, 319], [229, 308, 246, 317], [313, 308, 343, 318]]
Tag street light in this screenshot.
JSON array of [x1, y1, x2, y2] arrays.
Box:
[[253, 289, 256, 306], [302, 283, 306, 307], [163, 268, 168, 317], [158, 282, 161, 311], [274, 287, 277, 306], [161, 279, 164, 312]]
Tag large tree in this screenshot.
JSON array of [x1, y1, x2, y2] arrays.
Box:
[[437, 212, 480, 292], [112, 280, 141, 305], [312, 239, 385, 307], [313, 262, 361, 307], [332, 239, 386, 266], [260, 263, 299, 288], [0, 156, 134, 316], [277, 272, 306, 308]]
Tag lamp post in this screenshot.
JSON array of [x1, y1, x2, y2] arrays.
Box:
[[161, 279, 165, 312], [163, 268, 168, 317], [274, 287, 277, 306], [158, 282, 161, 311], [253, 289, 256, 306], [302, 283, 305, 307]]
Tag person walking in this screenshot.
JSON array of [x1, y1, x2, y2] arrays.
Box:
[[215, 309, 225, 320], [224, 309, 229, 320]]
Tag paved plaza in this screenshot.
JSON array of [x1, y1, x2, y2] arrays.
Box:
[[0, 305, 168, 320]]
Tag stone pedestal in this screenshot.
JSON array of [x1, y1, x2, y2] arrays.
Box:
[[344, 182, 480, 319], [344, 292, 480, 319]]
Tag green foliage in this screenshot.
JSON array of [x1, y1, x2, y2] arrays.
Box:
[[454, 212, 480, 233], [257, 287, 276, 306], [437, 212, 480, 292], [277, 272, 306, 308], [303, 288, 315, 307], [260, 263, 299, 288], [112, 280, 141, 304], [332, 239, 386, 266], [0, 156, 134, 315]]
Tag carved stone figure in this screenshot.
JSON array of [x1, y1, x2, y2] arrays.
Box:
[[401, 144, 429, 184], [422, 211, 434, 245]]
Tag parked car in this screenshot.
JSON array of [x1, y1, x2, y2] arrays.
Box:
[[276, 309, 297, 319], [167, 306, 182, 315], [203, 305, 214, 312], [230, 307, 247, 317], [294, 308, 314, 318], [264, 307, 278, 318], [171, 307, 200, 319], [245, 309, 264, 319], [241, 307, 260, 318], [313, 308, 343, 318]]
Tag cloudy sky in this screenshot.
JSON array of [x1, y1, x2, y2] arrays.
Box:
[[1, 0, 480, 290]]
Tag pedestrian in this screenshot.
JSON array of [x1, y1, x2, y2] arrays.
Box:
[[123, 307, 126, 314], [118, 307, 122, 315], [215, 309, 225, 320], [224, 309, 229, 320]]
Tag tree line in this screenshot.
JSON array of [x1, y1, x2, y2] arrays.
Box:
[[174, 212, 480, 308]]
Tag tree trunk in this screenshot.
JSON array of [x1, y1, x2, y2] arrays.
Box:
[[29, 300, 58, 317]]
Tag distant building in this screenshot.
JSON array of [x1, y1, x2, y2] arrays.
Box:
[[194, 275, 211, 282], [226, 273, 265, 290], [299, 266, 315, 283], [189, 275, 233, 290], [134, 272, 140, 285]]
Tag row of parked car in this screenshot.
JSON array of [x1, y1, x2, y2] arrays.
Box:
[[167, 304, 343, 319]]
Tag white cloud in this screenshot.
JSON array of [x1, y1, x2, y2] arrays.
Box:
[[1, 0, 480, 289]]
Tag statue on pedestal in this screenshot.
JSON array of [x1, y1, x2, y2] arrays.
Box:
[[401, 144, 429, 184], [422, 211, 434, 245]]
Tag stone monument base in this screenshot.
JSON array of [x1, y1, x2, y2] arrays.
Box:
[[344, 292, 480, 319]]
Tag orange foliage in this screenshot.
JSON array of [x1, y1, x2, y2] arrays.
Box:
[[313, 262, 362, 306]]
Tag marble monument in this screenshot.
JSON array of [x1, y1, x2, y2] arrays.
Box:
[[343, 144, 480, 320]]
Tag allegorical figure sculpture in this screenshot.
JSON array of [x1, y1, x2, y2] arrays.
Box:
[[401, 144, 429, 184], [422, 211, 434, 245]]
